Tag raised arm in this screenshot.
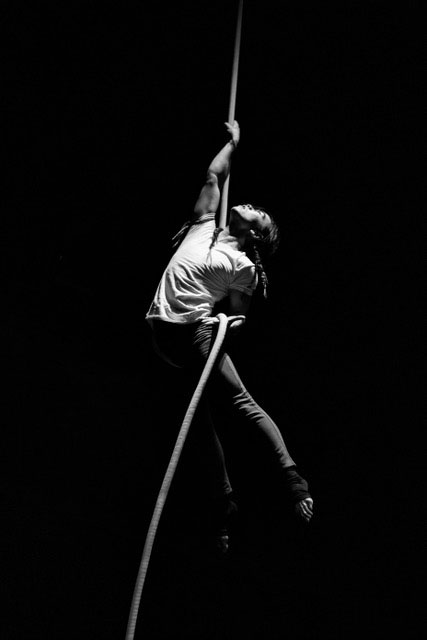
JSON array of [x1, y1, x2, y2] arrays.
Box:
[[193, 121, 240, 219]]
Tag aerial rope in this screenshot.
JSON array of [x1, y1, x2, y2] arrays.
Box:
[[125, 314, 245, 640], [125, 4, 244, 638], [219, 0, 244, 230]]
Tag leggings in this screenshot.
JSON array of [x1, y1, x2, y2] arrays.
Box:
[[151, 318, 302, 502]]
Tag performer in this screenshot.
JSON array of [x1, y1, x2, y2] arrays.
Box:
[[146, 121, 313, 553]]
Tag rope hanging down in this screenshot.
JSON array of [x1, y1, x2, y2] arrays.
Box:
[[125, 314, 245, 640], [218, 0, 244, 230]]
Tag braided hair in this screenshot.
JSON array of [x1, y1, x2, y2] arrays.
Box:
[[209, 226, 223, 250], [250, 243, 270, 299], [249, 205, 280, 299]]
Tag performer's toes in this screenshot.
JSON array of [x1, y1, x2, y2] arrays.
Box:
[[295, 497, 314, 523]]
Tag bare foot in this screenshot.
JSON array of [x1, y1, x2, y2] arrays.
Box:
[[295, 497, 313, 523]]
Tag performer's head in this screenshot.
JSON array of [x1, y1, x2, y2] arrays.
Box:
[[229, 204, 280, 258], [229, 203, 280, 299]]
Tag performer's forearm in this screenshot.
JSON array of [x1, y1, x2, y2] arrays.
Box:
[[208, 121, 240, 186], [208, 140, 236, 184]]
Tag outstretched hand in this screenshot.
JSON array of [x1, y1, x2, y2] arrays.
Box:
[[225, 120, 240, 147]]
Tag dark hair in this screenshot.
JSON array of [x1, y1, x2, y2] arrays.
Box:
[[242, 205, 279, 299], [250, 205, 281, 259]]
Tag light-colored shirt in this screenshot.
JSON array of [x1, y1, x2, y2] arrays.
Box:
[[146, 213, 256, 324]]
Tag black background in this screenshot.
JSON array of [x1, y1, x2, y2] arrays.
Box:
[[2, 1, 422, 638]]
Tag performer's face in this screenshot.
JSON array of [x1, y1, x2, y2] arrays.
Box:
[[230, 204, 272, 235]]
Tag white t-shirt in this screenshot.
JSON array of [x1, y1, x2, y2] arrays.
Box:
[[146, 213, 257, 324]]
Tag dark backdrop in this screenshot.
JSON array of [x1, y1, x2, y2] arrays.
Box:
[[2, 2, 422, 638]]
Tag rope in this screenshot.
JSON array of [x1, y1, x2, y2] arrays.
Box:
[[218, 0, 244, 230], [125, 313, 244, 640]]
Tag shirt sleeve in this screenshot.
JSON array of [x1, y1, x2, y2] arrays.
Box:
[[229, 259, 257, 295]]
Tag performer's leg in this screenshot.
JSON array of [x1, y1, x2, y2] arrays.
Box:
[[191, 322, 312, 507], [212, 353, 296, 467], [211, 352, 314, 523], [194, 397, 233, 499], [151, 319, 234, 503], [189, 397, 238, 553], [151, 320, 312, 519]]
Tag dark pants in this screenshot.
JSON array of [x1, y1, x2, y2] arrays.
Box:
[[150, 318, 302, 502]]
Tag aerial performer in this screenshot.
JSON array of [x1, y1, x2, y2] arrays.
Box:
[[145, 119, 314, 554]]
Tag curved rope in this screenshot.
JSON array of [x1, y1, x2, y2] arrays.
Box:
[[125, 313, 244, 640]]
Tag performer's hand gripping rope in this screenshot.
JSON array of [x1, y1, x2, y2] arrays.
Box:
[[125, 313, 245, 640]]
